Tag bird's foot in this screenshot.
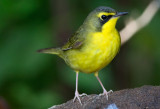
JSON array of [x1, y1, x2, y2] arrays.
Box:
[[99, 89, 113, 100], [73, 91, 87, 105]]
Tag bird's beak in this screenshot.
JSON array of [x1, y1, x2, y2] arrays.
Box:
[[114, 12, 128, 17]]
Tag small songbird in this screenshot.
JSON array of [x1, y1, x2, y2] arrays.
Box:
[[38, 6, 128, 104]]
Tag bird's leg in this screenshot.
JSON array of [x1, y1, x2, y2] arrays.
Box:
[[94, 72, 113, 100], [73, 71, 87, 105]]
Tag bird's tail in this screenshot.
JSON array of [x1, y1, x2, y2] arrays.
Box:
[[38, 47, 62, 56]]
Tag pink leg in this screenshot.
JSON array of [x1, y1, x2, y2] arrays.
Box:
[[95, 72, 113, 100], [73, 71, 87, 105]]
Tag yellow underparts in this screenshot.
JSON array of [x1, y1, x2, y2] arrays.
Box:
[[65, 17, 121, 73]]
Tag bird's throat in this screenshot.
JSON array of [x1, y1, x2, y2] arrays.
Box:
[[102, 17, 119, 34]]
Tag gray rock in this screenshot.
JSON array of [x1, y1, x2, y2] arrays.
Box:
[[49, 85, 160, 109]]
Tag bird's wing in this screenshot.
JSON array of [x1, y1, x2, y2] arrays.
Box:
[[62, 26, 85, 51]]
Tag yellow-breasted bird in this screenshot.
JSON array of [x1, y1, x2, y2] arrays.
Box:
[[38, 6, 128, 104]]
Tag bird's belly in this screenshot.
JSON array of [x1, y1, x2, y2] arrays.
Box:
[[65, 32, 120, 73]]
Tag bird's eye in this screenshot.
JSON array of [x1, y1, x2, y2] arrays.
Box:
[[100, 15, 112, 21], [100, 15, 113, 25], [101, 15, 107, 20]]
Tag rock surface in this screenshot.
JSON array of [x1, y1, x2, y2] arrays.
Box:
[[49, 85, 160, 109]]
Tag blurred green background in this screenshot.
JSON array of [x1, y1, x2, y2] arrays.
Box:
[[0, 0, 160, 109]]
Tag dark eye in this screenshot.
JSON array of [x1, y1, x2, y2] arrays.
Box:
[[101, 15, 107, 20], [101, 15, 112, 21]]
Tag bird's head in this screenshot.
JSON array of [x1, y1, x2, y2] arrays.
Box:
[[84, 6, 128, 32]]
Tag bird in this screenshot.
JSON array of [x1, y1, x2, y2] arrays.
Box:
[[38, 6, 128, 105]]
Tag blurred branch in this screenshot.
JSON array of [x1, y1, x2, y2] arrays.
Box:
[[0, 97, 10, 109], [120, 0, 160, 45], [51, 0, 71, 45]]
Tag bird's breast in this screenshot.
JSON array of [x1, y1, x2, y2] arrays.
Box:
[[65, 30, 121, 73]]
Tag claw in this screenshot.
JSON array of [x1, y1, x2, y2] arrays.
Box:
[[99, 90, 113, 100], [73, 91, 87, 105]]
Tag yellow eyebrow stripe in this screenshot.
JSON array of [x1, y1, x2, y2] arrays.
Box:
[[97, 12, 115, 17]]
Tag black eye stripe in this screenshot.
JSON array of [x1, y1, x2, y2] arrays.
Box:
[[100, 15, 113, 25], [101, 15, 112, 20]]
